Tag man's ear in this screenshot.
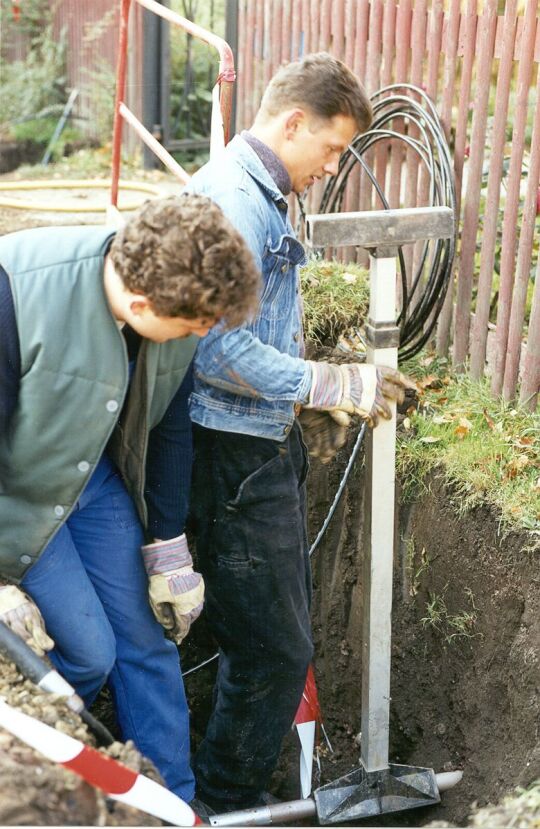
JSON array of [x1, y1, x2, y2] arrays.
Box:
[[129, 296, 150, 317], [284, 108, 306, 140]]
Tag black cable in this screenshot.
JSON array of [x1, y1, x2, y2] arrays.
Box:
[[302, 84, 457, 361]]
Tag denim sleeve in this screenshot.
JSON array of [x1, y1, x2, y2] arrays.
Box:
[[0, 266, 21, 435], [195, 326, 312, 402], [188, 182, 313, 403], [144, 366, 194, 540]]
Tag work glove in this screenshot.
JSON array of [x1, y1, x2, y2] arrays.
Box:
[[0, 585, 55, 656], [141, 534, 204, 645], [298, 408, 351, 464], [305, 361, 416, 428]]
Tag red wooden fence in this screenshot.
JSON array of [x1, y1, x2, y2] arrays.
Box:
[[235, 0, 539, 410]]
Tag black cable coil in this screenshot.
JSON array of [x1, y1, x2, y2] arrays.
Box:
[[303, 83, 458, 361]]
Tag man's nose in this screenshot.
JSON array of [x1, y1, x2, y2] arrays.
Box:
[[323, 158, 340, 176]]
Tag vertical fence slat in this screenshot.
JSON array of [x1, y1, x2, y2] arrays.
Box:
[[332, 0, 345, 57], [291, 0, 302, 59], [320, 0, 332, 51], [453, 0, 497, 368], [502, 61, 540, 401], [405, 0, 427, 289], [354, 0, 370, 84], [271, 0, 283, 72], [439, 0, 479, 354], [388, 0, 411, 215], [519, 254, 540, 409], [469, 0, 519, 379], [436, 0, 466, 356], [344, 0, 356, 69], [281, 0, 292, 64], [374, 0, 397, 199], [491, 1, 539, 395]]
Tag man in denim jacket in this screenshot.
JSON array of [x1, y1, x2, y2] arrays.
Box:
[[186, 53, 413, 811]]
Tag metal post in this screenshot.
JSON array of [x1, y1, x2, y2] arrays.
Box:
[[361, 251, 399, 773], [305, 207, 453, 824]]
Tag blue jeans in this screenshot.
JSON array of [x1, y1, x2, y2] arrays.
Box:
[[191, 423, 314, 809], [21, 454, 195, 802]]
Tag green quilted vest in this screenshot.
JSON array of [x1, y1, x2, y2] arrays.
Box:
[[0, 225, 196, 582]]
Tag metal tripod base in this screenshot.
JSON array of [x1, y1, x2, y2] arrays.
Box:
[[314, 762, 440, 824]]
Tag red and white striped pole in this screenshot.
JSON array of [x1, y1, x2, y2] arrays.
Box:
[[0, 698, 202, 826]]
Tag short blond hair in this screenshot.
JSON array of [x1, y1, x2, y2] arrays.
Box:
[[259, 52, 372, 133]]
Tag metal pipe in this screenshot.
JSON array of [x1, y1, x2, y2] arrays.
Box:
[[210, 771, 463, 827]]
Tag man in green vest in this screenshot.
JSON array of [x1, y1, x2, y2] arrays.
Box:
[[0, 194, 259, 806]]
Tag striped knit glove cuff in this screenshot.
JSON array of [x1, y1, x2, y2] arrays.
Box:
[[141, 535, 205, 645], [306, 361, 381, 426]]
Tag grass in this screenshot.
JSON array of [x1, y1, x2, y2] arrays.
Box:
[[421, 585, 482, 644], [300, 258, 369, 348], [397, 353, 540, 536]]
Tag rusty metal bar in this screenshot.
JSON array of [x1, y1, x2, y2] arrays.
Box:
[[502, 60, 540, 401], [453, 0, 498, 369], [111, 0, 131, 210], [469, 0, 519, 380], [491, 0, 538, 396]]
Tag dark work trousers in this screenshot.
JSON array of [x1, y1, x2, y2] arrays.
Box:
[[191, 422, 314, 810]]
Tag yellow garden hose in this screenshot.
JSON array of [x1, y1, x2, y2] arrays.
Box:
[[0, 179, 162, 212]]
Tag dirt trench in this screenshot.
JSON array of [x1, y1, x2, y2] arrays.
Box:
[[299, 427, 539, 827]]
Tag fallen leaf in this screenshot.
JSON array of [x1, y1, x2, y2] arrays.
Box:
[[420, 436, 441, 444], [403, 417, 411, 430], [433, 415, 452, 424], [504, 455, 530, 479], [516, 437, 534, 447], [454, 417, 473, 439], [417, 374, 442, 390], [342, 272, 358, 284], [482, 408, 495, 430]]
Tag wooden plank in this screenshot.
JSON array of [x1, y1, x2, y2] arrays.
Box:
[[453, 0, 497, 369], [388, 0, 411, 218], [405, 0, 428, 293], [374, 0, 397, 199], [519, 254, 540, 410], [436, 0, 462, 357], [320, 0, 332, 51], [305, 207, 454, 249], [502, 60, 540, 401], [332, 0, 346, 57], [354, 0, 370, 85], [491, 0, 538, 395], [469, 0, 518, 380], [291, 0, 302, 59], [344, 0, 356, 70]]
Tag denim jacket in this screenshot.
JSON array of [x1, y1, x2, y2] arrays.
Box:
[[186, 135, 313, 441]]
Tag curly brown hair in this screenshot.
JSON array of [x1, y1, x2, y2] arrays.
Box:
[[109, 195, 260, 328]]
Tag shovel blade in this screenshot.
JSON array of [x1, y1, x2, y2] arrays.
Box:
[[314, 762, 440, 824]]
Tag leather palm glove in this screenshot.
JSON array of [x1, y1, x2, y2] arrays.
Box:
[[0, 585, 55, 656], [141, 534, 204, 645], [306, 361, 416, 428], [298, 408, 351, 464]]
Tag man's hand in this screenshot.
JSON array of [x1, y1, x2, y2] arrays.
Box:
[[306, 361, 417, 428], [141, 535, 204, 645], [0, 585, 54, 656], [298, 408, 350, 464]]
